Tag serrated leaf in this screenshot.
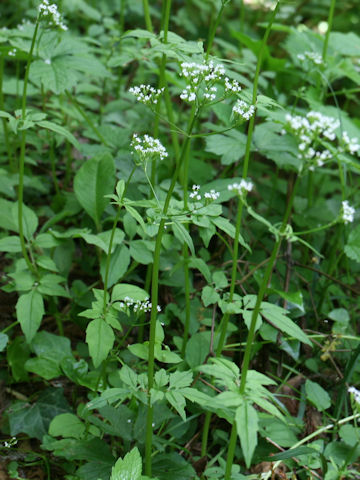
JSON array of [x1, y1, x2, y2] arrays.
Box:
[[205, 130, 247, 165], [111, 447, 142, 480], [86, 319, 114, 368], [112, 283, 149, 303], [345, 225, 360, 263]]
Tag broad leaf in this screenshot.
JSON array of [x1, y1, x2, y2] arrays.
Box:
[[86, 319, 115, 368], [16, 290, 44, 343], [74, 152, 115, 227], [235, 399, 258, 468], [111, 447, 142, 480]]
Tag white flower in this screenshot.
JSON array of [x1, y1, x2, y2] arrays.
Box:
[[341, 201, 355, 224], [348, 386, 360, 404], [8, 48, 17, 57], [228, 179, 253, 195], [342, 131, 360, 156], [297, 51, 323, 65], [129, 85, 164, 106], [130, 133, 168, 164], [118, 296, 161, 314], [38, 0, 67, 31], [225, 77, 242, 93], [204, 189, 220, 201], [44, 58, 51, 65], [179, 60, 226, 103], [232, 100, 255, 121]]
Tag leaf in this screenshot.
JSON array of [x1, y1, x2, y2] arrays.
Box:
[[235, 399, 258, 468], [8, 388, 71, 440], [185, 332, 210, 368], [38, 120, 79, 148], [112, 283, 149, 303], [205, 130, 247, 165], [73, 152, 115, 227], [49, 413, 86, 439], [211, 216, 250, 251], [86, 319, 115, 368], [305, 379, 331, 411], [11, 202, 38, 239], [111, 447, 142, 480], [345, 225, 360, 262], [172, 221, 195, 256], [100, 245, 131, 288], [129, 240, 154, 265], [0, 333, 8, 352], [165, 391, 186, 421], [0, 236, 22, 252], [16, 290, 44, 343], [188, 257, 212, 283], [201, 286, 220, 307], [260, 302, 312, 346], [265, 446, 318, 461]]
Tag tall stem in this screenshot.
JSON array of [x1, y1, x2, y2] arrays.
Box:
[[223, 175, 299, 479], [145, 108, 198, 476], [201, 1, 281, 457], [205, 2, 226, 60], [143, 0, 153, 33], [322, 0, 336, 62], [18, 17, 41, 276]]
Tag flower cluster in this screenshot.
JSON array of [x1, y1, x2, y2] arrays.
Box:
[[130, 134, 168, 164], [228, 179, 254, 196], [283, 111, 341, 170], [38, 0, 68, 31], [3, 437, 17, 448], [179, 61, 225, 103], [189, 184, 220, 203], [129, 84, 164, 105], [225, 77, 242, 93], [232, 99, 255, 121], [118, 296, 161, 314], [8, 48, 17, 57], [342, 131, 360, 156], [348, 386, 360, 404], [297, 51, 323, 65], [341, 201, 355, 224]]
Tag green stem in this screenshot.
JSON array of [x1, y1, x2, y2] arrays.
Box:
[[205, 2, 226, 60], [145, 107, 198, 476], [65, 91, 109, 147], [143, 0, 153, 33], [0, 56, 13, 170], [322, 0, 336, 62], [201, 2, 281, 459], [18, 17, 41, 276], [102, 167, 136, 315], [224, 175, 299, 479]]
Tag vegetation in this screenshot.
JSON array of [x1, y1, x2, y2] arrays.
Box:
[[1, 0, 360, 479]]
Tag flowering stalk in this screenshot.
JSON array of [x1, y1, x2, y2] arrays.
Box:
[[205, 0, 228, 60], [145, 107, 198, 476], [143, 0, 153, 32], [224, 174, 300, 479], [102, 167, 137, 316], [18, 14, 42, 276], [201, 0, 281, 458]]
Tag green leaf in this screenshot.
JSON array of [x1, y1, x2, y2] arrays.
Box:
[[16, 290, 44, 343], [112, 283, 149, 303], [11, 202, 38, 239], [0, 236, 22, 252], [73, 152, 115, 227], [49, 413, 86, 439], [201, 286, 220, 307], [211, 216, 250, 251], [172, 221, 195, 256], [188, 257, 212, 283], [129, 240, 154, 265], [8, 388, 71, 440], [86, 319, 115, 368], [0, 333, 8, 352], [111, 447, 142, 480], [260, 302, 312, 346], [185, 332, 211, 368], [264, 446, 318, 461], [100, 245, 130, 288], [38, 120, 80, 148], [235, 400, 258, 468], [305, 379, 331, 411], [345, 225, 360, 262], [165, 391, 186, 421], [205, 130, 247, 165]]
